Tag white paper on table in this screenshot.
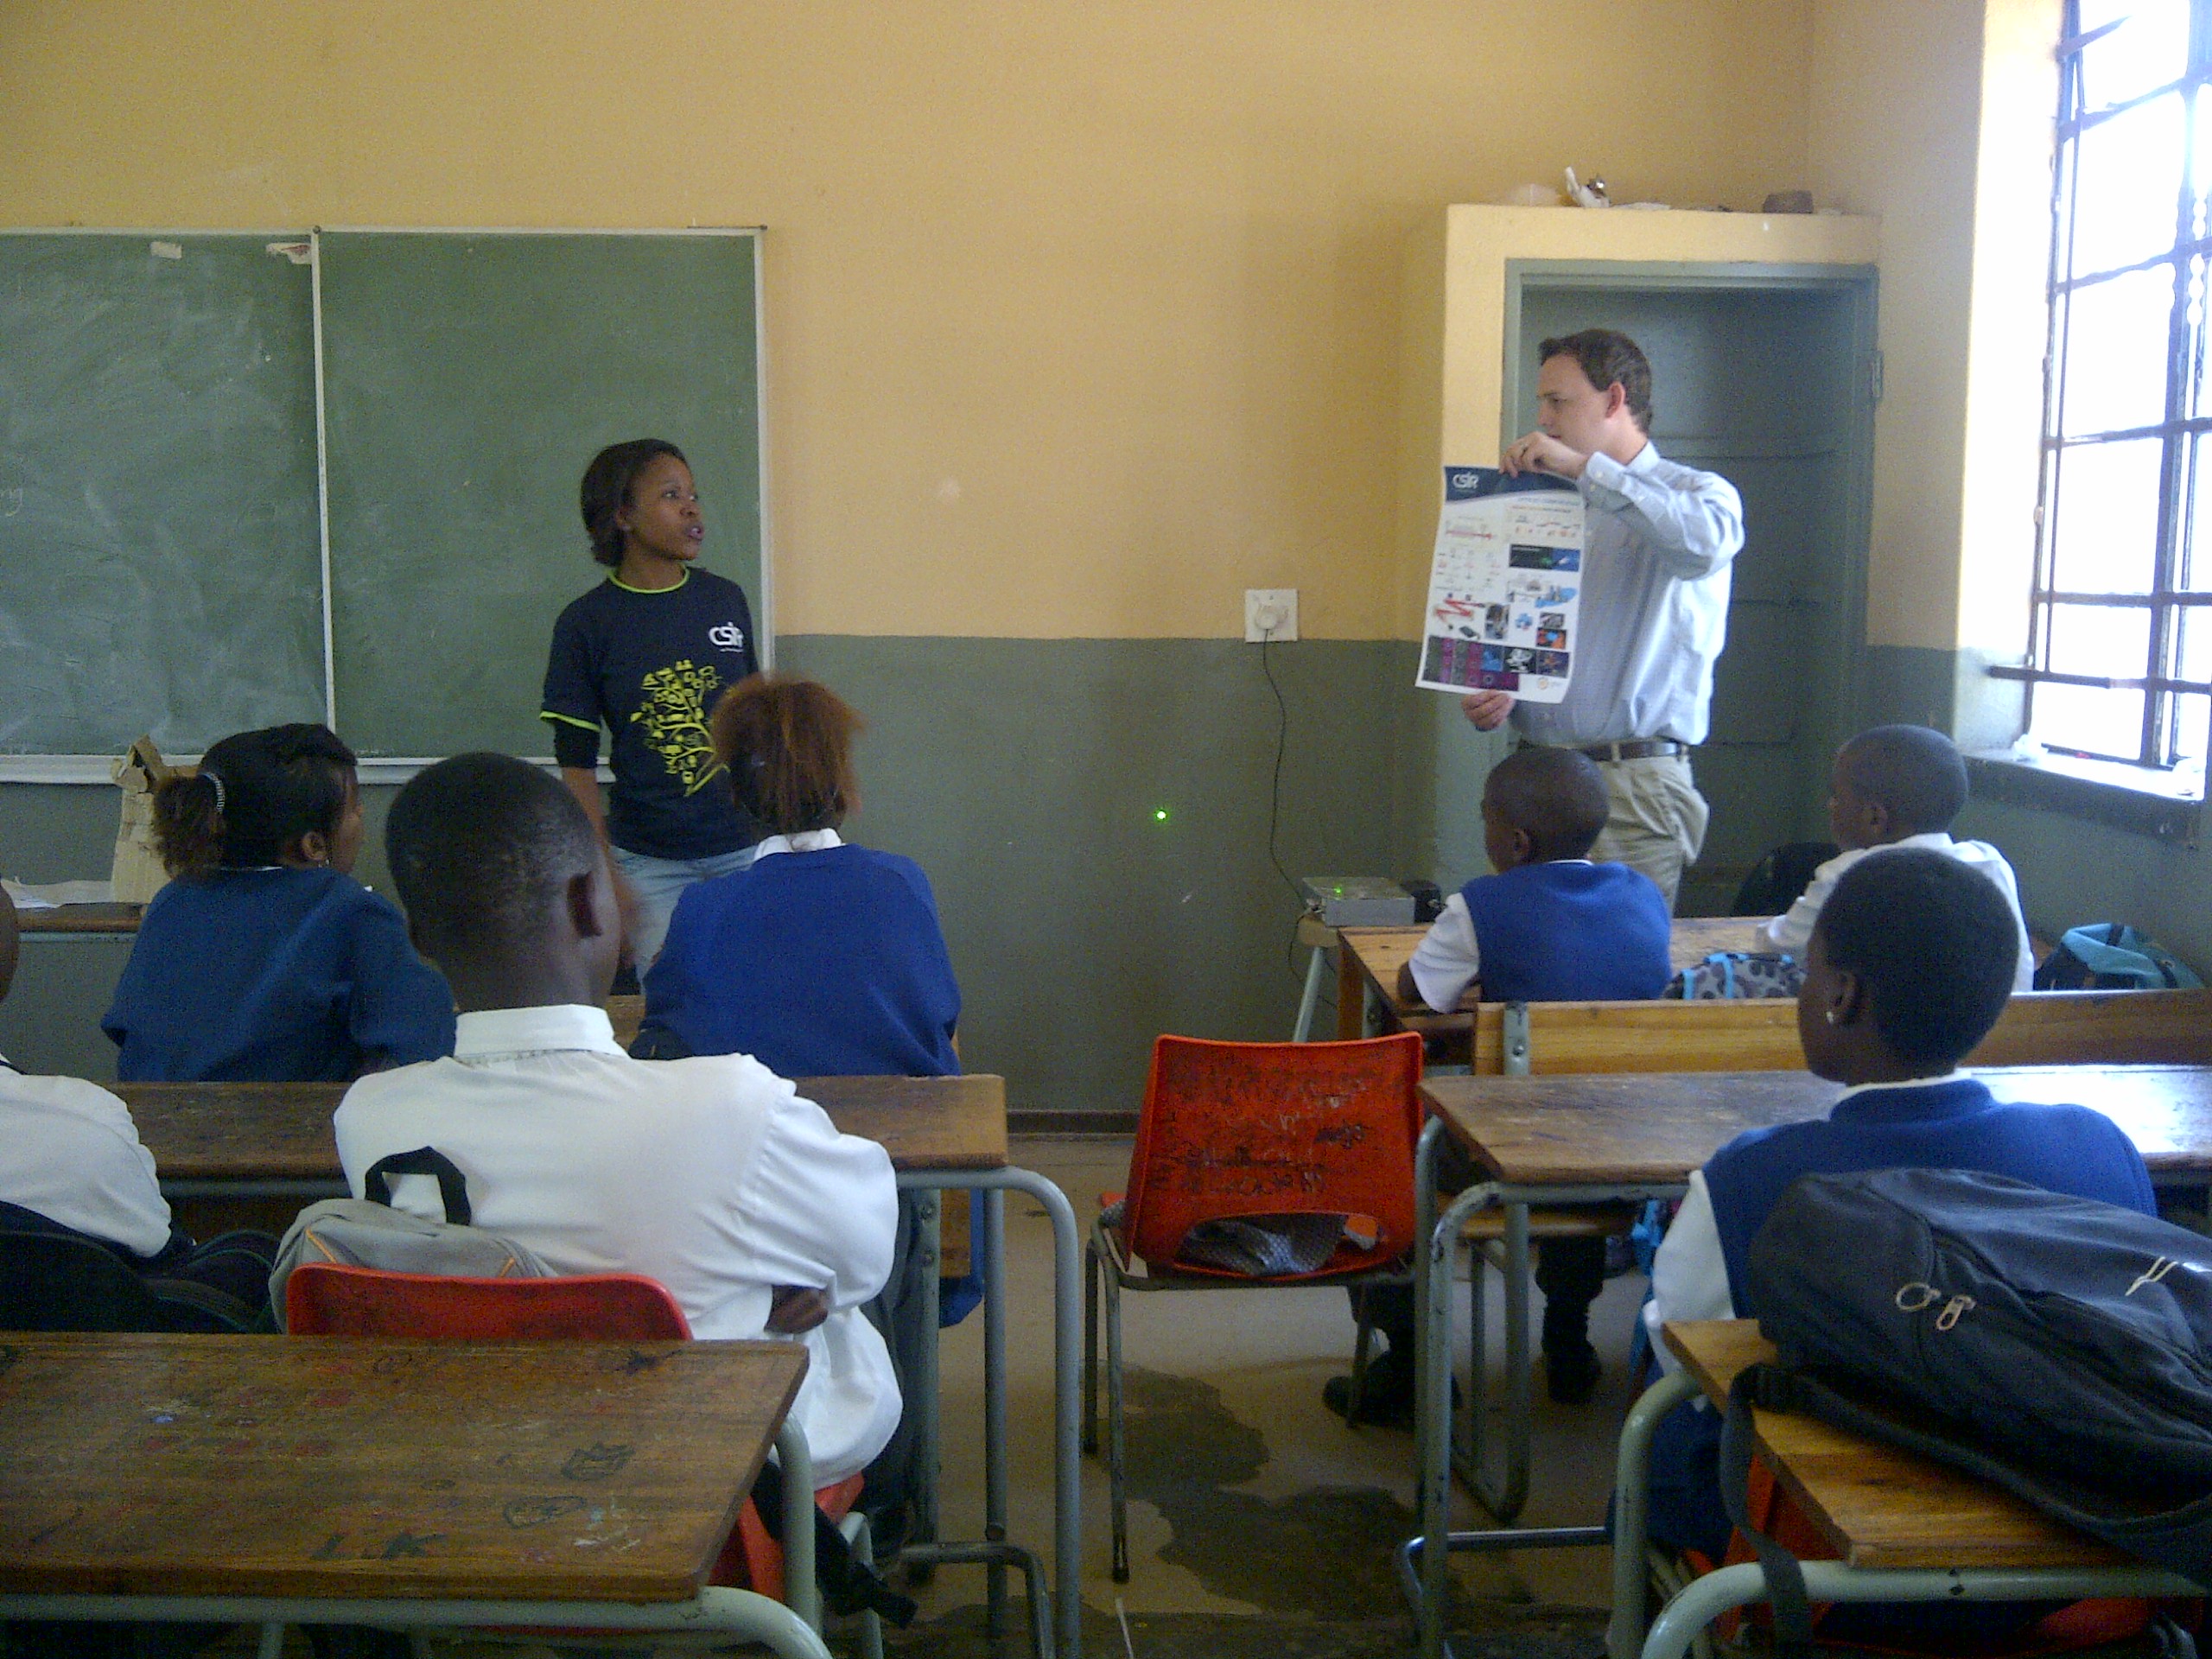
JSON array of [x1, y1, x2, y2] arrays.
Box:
[[1414, 466, 1584, 702], [2, 878, 116, 911]]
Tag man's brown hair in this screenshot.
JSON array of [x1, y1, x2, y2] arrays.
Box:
[[711, 674, 863, 836], [1539, 328, 1653, 432]]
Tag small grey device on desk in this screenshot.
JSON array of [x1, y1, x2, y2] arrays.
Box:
[[1300, 876, 1415, 927]]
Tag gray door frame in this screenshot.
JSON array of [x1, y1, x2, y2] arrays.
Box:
[[1501, 259, 1882, 753]]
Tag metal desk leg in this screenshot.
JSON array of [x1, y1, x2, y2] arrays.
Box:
[[896, 1171, 1059, 1659], [1294, 940, 1329, 1040], [1606, 1370, 1700, 1659], [982, 1167, 1084, 1659], [777, 1419, 819, 1633], [912, 1189, 943, 1553], [0, 1589, 834, 1659], [1641, 1562, 2197, 1659], [1408, 1178, 1607, 1659], [983, 1186, 1010, 1634]]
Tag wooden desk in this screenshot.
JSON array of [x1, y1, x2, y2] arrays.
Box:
[[1662, 1321, 2124, 1571], [15, 902, 141, 938], [1611, 1323, 2195, 1659], [1421, 1063, 2212, 1186], [121, 1072, 1009, 1190], [1334, 917, 1770, 1040], [0, 1332, 831, 1656], [1408, 1065, 2212, 1659], [117, 1071, 1082, 1659]]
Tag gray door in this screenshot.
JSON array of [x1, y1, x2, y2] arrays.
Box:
[[1513, 273, 1877, 915]]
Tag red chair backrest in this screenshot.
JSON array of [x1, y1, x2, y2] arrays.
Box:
[[284, 1263, 691, 1340], [1121, 1032, 1424, 1277]]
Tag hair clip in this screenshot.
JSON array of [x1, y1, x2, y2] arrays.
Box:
[[203, 770, 226, 817], [1824, 1009, 1838, 1025]]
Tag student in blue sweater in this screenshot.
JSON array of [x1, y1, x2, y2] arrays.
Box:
[[635, 674, 958, 1077], [103, 723, 454, 1082], [1328, 747, 1672, 1421], [1644, 849, 2156, 1585]]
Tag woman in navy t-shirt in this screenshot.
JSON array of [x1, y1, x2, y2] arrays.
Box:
[[541, 439, 763, 971]]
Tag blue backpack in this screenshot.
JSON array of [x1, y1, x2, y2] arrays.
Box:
[[2033, 924, 2203, 992]]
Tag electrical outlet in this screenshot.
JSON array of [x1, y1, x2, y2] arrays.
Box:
[[1245, 588, 1298, 642]]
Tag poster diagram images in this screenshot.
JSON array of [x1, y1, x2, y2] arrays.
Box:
[[1508, 543, 1580, 572], [1417, 467, 1584, 701]]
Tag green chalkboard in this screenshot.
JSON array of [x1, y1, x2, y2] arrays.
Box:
[[318, 231, 765, 757], [0, 233, 325, 754]]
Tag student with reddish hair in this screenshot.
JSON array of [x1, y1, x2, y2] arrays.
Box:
[[635, 674, 959, 1079]]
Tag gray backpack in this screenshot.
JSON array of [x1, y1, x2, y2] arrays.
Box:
[[268, 1147, 551, 1330]]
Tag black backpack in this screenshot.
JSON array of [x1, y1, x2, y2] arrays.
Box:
[[1721, 1167, 2212, 1642]]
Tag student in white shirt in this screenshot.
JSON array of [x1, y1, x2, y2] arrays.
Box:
[[1761, 724, 2035, 991], [338, 752, 903, 1489], [0, 889, 276, 1316]]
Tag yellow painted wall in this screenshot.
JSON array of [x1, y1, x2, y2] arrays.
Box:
[[1808, 0, 2057, 664], [0, 1, 1816, 639]]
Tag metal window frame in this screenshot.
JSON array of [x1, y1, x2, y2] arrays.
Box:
[[2020, 0, 2212, 770]]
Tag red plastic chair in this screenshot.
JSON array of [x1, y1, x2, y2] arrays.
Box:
[[283, 1264, 868, 1617], [1082, 1032, 1423, 1579]]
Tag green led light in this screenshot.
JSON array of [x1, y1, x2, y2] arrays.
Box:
[[1152, 807, 1170, 823]]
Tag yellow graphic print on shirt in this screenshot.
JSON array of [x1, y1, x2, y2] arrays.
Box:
[[630, 659, 726, 796]]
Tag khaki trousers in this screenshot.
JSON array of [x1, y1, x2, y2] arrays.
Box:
[[1590, 753, 1709, 912]]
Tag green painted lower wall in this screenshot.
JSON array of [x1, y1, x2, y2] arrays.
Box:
[[2, 636, 1478, 1116], [774, 636, 1432, 1115]]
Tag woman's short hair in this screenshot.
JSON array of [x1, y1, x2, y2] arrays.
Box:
[[579, 438, 687, 568], [710, 675, 861, 837]]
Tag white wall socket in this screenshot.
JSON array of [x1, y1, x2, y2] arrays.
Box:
[[1245, 588, 1298, 642]]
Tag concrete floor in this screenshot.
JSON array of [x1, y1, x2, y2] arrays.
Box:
[[200, 1134, 1638, 1658], [879, 1135, 1632, 1659]]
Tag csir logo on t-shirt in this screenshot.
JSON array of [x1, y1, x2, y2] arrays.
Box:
[[709, 621, 747, 652]]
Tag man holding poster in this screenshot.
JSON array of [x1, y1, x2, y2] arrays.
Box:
[[1461, 329, 1745, 908]]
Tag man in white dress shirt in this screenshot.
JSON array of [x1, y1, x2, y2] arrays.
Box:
[[336, 752, 902, 1488], [1460, 329, 1746, 909]]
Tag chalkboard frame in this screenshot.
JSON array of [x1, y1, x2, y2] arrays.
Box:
[[0, 225, 770, 781]]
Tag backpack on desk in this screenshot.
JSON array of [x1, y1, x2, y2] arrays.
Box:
[[1665, 951, 1805, 1000], [1722, 1165, 2212, 1636], [267, 1147, 551, 1329], [2035, 924, 2205, 992]]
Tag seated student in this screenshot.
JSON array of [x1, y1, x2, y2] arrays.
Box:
[[0, 890, 275, 1315], [103, 723, 454, 1082], [1327, 747, 1672, 1421], [337, 751, 903, 1492], [1761, 723, 2034, 991], [635, 673, 958, 1077], [1645, 849, 2155, 1578]]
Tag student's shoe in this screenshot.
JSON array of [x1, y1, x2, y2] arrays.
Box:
[[1545, 1343, 1602, 1406], [1322, 1346, 1416, 1427]]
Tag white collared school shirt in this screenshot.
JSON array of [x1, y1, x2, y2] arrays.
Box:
[[334, 1003, 901, 1483], [0, 1060, 173, 1257]]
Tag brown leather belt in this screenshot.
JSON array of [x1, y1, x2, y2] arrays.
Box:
[[1572, 740, 1688, 762]]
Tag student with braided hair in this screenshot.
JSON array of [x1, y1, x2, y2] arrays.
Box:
[[102, 722, 454, 1081]]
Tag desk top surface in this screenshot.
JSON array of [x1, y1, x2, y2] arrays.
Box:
[[1421, 1064, 2212, 1185], [121, 1071, 1007, 1181], [15, 903, 142, 936], [1662, 1320, 2129, 1570], [1338, 917, 1770, 1027], [0, 1331, 804, 1601]]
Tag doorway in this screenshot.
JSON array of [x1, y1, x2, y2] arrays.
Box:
[[1510, 268, 1879, 916]]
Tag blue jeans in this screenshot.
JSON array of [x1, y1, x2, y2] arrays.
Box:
[[610, 842, 758, 974]]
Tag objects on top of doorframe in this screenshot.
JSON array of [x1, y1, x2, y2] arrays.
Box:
[[1564, 168, 1610, 208]]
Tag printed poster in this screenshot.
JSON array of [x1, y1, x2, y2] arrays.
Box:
[[1414, 466, 1584, 702]]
